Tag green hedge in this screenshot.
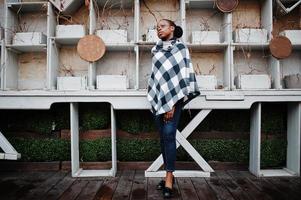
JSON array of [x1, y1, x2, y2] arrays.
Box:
[[0, 103, 287, 134], [8, 137, 286, 167]]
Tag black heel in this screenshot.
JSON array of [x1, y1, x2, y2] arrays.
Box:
[[162, 186, 173, 198], [156, 176, 175, 190], [156, 180, 165, 190], [162, 176, 175, 198]]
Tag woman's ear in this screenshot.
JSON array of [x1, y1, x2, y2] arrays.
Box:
[[170, 26, 175, 32]]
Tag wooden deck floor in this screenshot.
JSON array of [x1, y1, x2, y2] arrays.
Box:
[[0, 170, 300, 200]]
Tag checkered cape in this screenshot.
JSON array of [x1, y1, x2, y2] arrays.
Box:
[[147, 38, 200, 115]]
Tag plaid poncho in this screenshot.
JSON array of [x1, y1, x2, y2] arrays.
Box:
[[147, 38, 200, 115]]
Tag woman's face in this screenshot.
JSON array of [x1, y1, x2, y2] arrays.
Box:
[[156, 20, 174, 40]]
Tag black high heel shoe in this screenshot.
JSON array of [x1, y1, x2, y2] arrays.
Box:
[[156, 180, 165, 190], [156, 176, 175, 190], [162, 186, 173, 199]]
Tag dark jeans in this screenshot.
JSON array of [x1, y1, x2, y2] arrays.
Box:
[[153, 99, 184, 172]]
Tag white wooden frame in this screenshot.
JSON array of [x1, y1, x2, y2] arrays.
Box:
[[249, 102, 300, 177], [0, 131, 21, 160], [145, 109, 215, 177], [70, 102, 117, 177]]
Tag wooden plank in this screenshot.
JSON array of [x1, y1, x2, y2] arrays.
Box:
[[23, 171, 68, 200], [112, 170, 135, 199], [93, 171, 121, 200], [215, 171, 252, 200], [130, 170, 147, 200], [75, 180, 103, 200], [245, 176, 289, 200], [170, 176, 181, 200], [58, 180, 89, 200], [14, 172, 55, 199], [147, 177, 165, 200], [0, 172, 31, 199], [227, 170, 273, 200], [44, 173, 76, 200], [191, 177, 217, 200], [265, 177, 301, 200], [205, 176, 235, 200], [177, 177, 199, 200]]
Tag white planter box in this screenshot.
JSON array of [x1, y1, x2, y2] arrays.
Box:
[[235, 74, 271, 89], [97, 75, 129, 90], [147, 29, 160, 43], [284, 74, 301, 89], [57, 76, 87, 91], [234, 28, 268, 43], [195, 75, 217, 90], [192, 31, 221, 44], [280, 30, 301, 44], [56, 25, 86, 38], [13, 32, 47, 45], [96, 30, 127, 43]]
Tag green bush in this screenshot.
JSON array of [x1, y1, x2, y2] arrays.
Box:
[[0, 103, 287, 135], [10, 138, 70, 161], [80, 111, 109, 130], [117, 110, 156, 134], [8, 137, 286, 167]]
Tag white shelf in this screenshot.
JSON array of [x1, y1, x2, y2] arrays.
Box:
[[52, 37, 81, 46], [186, 0, 215, 8], [7, 1, 47, 13], [105, 43, 135, 51], [187, 43, 228, 52], [232, 42, 270, 50], [6, 44, 47, 53]]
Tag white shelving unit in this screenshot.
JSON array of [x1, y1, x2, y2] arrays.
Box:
[[1, 0, 300, 92], [0, 0, 300, 178]]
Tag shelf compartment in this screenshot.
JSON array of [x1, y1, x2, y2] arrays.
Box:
[[94, 1, 135, 43], [5, 1, 48, 48], [96, 51, 136, 90], [232, 0, 272, 42], [186, 4, 228, 44], [3, 51, 47, 90], [233, 49, 274, 89], [190, 51, 226, 89]]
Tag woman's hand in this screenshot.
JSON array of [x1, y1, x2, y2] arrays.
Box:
[[163, 106, 175, 123]]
